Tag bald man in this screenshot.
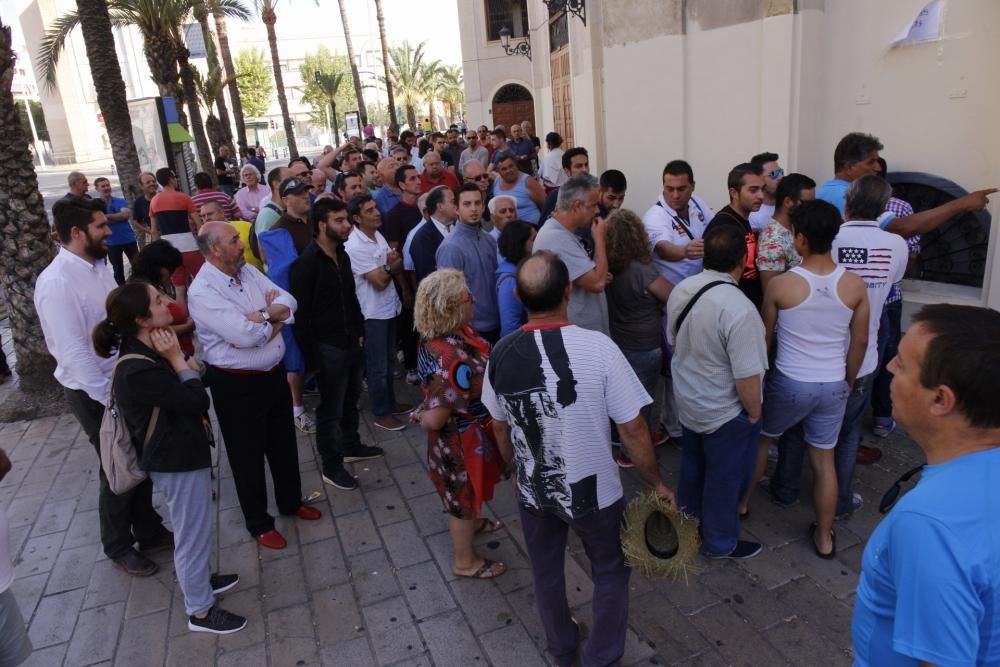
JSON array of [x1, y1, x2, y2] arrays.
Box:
[[64, 171, 91, 199], [373, 157, 403, 218], [482, 251, 674, 667], [187, 221, 321, 549]]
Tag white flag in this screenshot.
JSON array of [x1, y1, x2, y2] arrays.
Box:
[[892, 0, 945, 47]]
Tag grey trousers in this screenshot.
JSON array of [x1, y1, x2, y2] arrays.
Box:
[[150, 469, 214, 616], [0, 588, 31, 667]]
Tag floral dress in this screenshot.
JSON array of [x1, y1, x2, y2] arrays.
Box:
[[416, 327, 503, 519]]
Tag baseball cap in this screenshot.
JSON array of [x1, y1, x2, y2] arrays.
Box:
[[279, 177, 311, 197]]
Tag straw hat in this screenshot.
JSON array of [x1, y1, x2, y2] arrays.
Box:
[[621, 492, 701, 581]]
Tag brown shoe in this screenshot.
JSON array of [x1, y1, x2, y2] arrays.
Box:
[[391, 402, 413, 416], [112, 549, 158, 577], [374, 415, 407, 431]]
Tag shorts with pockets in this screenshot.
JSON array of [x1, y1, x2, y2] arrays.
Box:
[[761, 370, 849, 449]]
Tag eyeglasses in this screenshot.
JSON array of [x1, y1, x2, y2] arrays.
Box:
[[471, 175, 489, 182], [768, 168, 785, 180], [878, 464, 924, 514]]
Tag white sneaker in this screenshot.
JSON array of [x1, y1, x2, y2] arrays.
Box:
[[294, 412, 316, 434]]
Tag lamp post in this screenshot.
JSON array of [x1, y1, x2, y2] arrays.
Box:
[[499, 26, 531, 61], [542, 0, 587, 25]]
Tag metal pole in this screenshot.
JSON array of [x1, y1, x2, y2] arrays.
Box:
[[22, 92, 45, 169]]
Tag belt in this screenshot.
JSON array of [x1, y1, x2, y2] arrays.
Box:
[[213, 364, 281, 376]]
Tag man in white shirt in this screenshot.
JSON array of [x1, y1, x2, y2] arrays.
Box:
[[642, 160, 715, 444], [823, 175, 908, 519], [748, 152, 783, 232], [35, 197, 169, 576], [0, 449, 33, 666], [344, 195, 411, 431], [188, 221, 322, 550]]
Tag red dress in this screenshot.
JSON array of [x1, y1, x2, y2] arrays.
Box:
[[417, 327, 503, 519]]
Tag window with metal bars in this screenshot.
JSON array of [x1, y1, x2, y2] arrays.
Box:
[[485, 0, 529, 42]]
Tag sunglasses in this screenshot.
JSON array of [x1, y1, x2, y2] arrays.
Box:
[[878, 464, 924, 514], [471, 175, 489, 182], [769, 168, 785, 180]]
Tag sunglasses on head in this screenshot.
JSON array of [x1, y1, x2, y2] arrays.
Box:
[[769, 168, 785, 180], [879, 464, 925, 514]]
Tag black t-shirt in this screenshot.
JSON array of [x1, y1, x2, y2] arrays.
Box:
[[215, 157, 234, 186], [382, 201, 423, 247], [704, 205, 762, 308]]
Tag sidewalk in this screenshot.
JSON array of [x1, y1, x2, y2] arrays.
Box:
[[0, 369, 924, 666]]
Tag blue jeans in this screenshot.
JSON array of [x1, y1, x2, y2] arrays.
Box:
[[364, 318, 397, 417], [678, 412, 761, 555], [622, 347, 662, 428], [770, 373, 875, 515], [519, 500, 630, 667], [871, 301, 902, 419]]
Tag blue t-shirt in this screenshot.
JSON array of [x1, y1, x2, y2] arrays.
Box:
[[816, 178, 850, 216], [104, 196, 136, 246], [852, 447, 1000, 666], [373, 186, 402, 219]]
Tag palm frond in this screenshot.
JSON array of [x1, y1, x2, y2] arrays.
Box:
[[36, 11, 80, 86]]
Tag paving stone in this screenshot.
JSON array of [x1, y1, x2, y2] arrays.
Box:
[[381, 437, 419, 468], [567, 605, 657, 666], [113, 609, 168, 667], [479, 623, 548, 667], [302, 537, 350, 591], [260, 516, 301, 561], [504, 585, 546, 646], [686, 601, 788, 666], [563, 552, 595, 608], [364, 485, 410, 527], [64, 601, 124, 667], [336, 510, 381, 556], [361, 595, 425, 665], [45, 543, 99, 595], [698, 560, 792, 631], [125, 570, 173, 618], [327, 485, 368, 516], [14, 530, 65, 578], [217, 642, 268, 667], [6, 497, 41, 529], [27, 588, 86, 648], [214, 587, 268, 650], [83, 558, 132, 610], [165, 629, 217, 667], [45, 471, 89, 502], [62, 508, 101, 550], [218, 540, 262, 591], [417, 608, 487, 667], [296, 508, 339, 544], [350, 458, 396, 491], [767, 576, 855, 649], [406, 493, 449, 537], [218, 507, 251, 550], [672, 649, 731, 666], [319, 637, 377, 667], [313, 583, 364, 645], [449, 577, 516, 635], [349, 549, 399, 607], [260, 555, 308, 611], [397, 560, 455, 619], [218, 475, 241, 511], [388, 463, 436, 499], [764, 616, 853, 666], [10, 572, 47, 620], [268, 604, 315, 640], [19, 643, 68, 667], [379, 520, 431, 569]]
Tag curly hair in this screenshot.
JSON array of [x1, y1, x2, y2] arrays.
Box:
[[605, 208, 652, 274], [414, 269, 469, 340]]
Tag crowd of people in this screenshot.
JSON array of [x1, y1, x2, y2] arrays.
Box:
[[0, 122, 997, 667]]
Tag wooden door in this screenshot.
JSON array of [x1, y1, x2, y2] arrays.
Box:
[[492, 100, 535, 131], [550, 48, 573, 147]]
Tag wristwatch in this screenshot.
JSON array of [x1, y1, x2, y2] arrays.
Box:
[[259, 309, 271, 323], [382, 263, 392, 275]]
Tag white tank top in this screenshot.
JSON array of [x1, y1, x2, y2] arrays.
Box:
[[775, 266, 853, 383]]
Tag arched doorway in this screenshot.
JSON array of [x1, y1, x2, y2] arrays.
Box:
[[491, 84, 534, 132]]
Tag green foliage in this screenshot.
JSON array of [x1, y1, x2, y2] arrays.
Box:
[[383, 40, 442, 111], [234, 47, 273, 117], [299, 46, 358, 128], [15, 100, 49, 142]]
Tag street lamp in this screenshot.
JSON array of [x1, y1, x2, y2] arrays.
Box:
[[499, 26, 531, 61], [542, 0, 587, 25]]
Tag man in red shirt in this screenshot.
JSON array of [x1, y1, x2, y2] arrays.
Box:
[[150, 167, 204, 283], [419, 151, 459, 194], [191, 171, 241, 220]]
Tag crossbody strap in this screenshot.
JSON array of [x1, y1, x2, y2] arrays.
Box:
[[656, 201, 695, 240], [672, 281, 738, 336], [111, 354, 160, 446]]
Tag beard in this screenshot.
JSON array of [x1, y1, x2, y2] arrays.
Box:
[[85, 231, 108, 260], [323, 225, 346, 244]]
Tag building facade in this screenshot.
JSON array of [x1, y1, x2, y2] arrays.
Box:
[[457, 0, 1000, 310]]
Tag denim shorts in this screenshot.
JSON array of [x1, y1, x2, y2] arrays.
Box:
[[761, 370, 850, 449]]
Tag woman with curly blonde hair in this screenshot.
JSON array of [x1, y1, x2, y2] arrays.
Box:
[[413, 269, 506, 579], [605, 209, 673, 466]]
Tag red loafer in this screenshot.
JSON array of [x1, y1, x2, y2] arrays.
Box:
[[255, 529, 287, 550], [295, 504, 322, 521], [856, 445, 883, 465]]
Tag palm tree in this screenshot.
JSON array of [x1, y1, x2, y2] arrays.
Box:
[[373, 0, 397, 128], [254, 0, 298, 158], [176, 44, 214, 176], [335, 0, 367, 128], [385, 41, 441, 131], [435, 64, 464, 126], [314, 71, 345, 142], [193, 65, 234, 154], [193, 2, 236, 156], [0, 18, 60, 407], [212, 0, 249, 150]]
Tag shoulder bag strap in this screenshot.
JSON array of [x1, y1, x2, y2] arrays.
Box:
[[672, 281, 737, 336], [110, 353, 160, 445], [656, 201, 695, 240]]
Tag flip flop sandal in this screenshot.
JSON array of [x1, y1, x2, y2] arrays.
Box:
[[474, 518, 503, 535], [810, 522, 837, 560], [455, 559, 506, 579]]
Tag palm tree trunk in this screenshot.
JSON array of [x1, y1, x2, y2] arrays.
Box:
[[213, 0, 248, 150], [337, 0, 367, 128], [330, 99, 340, 143], [374, 0, 397, 128], [0, 18, 60, 403], [194, 5, 235, 157], [263, 9, 297, 158], [405, 104, 416, 131], [177, 46, 215, 178]]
